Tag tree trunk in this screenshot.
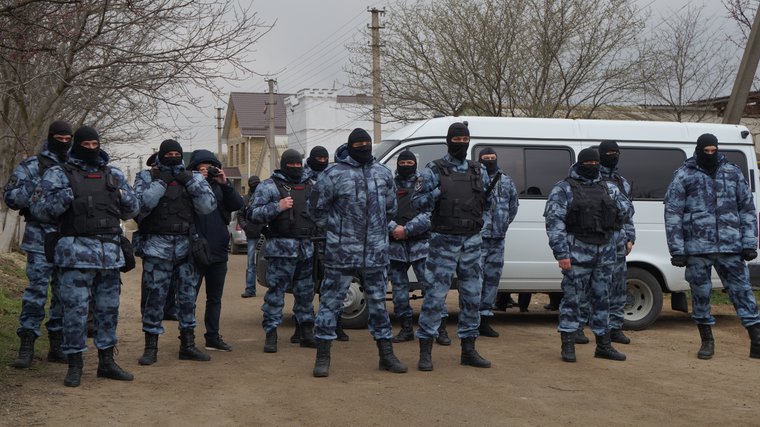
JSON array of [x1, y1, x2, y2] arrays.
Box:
[[0, 207, 21, 253]]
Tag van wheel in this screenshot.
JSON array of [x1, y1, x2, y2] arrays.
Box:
[[623, 267, 663, 331], [341, 278, 369, 329]]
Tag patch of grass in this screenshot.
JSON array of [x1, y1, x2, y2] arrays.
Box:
[[710, 289, 760, 305], [0, 252, 28, 368]]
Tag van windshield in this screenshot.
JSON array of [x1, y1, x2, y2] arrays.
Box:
[[373, 139, 399, 160]]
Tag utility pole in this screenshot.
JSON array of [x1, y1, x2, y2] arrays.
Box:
[[216, 107, 223, 157], [266, 79, 277, 174], [369, 7, 385, 144], [724, 8, 760, 125]]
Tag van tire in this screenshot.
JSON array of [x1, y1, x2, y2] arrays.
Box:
[[340, 278, 369, 329], [623, 267, 663, 331]]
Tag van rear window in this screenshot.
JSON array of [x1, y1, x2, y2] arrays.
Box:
[[473, 145, 573, 198]]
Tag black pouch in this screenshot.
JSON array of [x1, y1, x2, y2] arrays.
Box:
[[119, 235, 136, 273], [44, 232, 60, 263], [190, 234, 212, 270]]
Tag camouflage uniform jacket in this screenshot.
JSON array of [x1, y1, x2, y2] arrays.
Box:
[[600, 165, 636, 250], [30, 152, 140, 269], [664, 155, 757, 256], [3, 144, 64, 253], [308, 143, 396, 269], [543, 166, 633, 264], [481, 167, 519, 239], [132, 161, 217, 262], [388, 171, 430, 263]]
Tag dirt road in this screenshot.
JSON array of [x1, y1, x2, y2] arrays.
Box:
[[2, 254, 759, 426]]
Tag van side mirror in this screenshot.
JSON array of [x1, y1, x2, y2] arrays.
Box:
[[741, 130, 750, 139]]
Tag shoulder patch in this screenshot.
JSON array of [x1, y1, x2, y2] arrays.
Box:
[[414, 177, 424, 192]]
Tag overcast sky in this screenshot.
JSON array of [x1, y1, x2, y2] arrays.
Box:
[[115, 0, 741, 171]]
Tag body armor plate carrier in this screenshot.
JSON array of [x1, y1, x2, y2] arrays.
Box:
[[565, 178, 619, 245], [268, 178, 316, 239], [59, 164, 122, 236], [431, 159, 485, 235], [393, 186, 429, 241], [139, 172, 194, 235]]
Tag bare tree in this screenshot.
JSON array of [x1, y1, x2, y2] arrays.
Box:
[[346, 0, 646, 122], [0, 0, 271, 251], [639, 5, 735, 122]]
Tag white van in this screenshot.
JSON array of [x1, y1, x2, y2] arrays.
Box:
[[370, 116, 760, 330]]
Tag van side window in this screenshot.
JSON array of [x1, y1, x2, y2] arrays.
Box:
[[721, 150, 749, 183], [617, 148, 685, 200], [387, 143, 447, 173], [473, 145, 573, 199]]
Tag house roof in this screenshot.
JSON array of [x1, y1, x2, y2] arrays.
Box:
[[224, 92, 291, 138]]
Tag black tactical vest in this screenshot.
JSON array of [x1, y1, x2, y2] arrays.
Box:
[[267, 178, 316, 239], [601, 172, 629, 230], [139, 173, 194, 235], [392, 184, 429, 241], [431, 159, 485, 235], [565, 178, 619, 245], [59, 164, 122, 236]]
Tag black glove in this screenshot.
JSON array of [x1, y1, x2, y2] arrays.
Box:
[[670, 255, 687, 267], [151, 168, 174, 184], [741, 248, 758, 261], [175, 170, 194, 185]]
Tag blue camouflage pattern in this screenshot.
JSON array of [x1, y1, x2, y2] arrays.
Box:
[[315, 267, 392, 340], [479, 237, 506, 317], [684, 254, 760, 327], [411, 154, 491, 340], [261, 256, 315, 332], [17, 252, 63, 336], [29, 154, 140, 268], [389, 259, 425, 320], [544, 165, 633, 336], [132, 164, 217, 261], [3, 144, 64, 253], [664, 155, 757, 256], [388, 171, 430, 263], [58, 267, 121, 354], [141, 256, 198, 333], [481, 168, 519, 239], [308, 143, 396, 269], [302, 163, 321, 184]]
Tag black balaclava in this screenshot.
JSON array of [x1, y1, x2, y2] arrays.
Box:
[[70, 126, 101, 165], [158, 139, 183, 167], [47, 120, 72, 159], [599, 140, 620, 170], [576, 147, 599, 180], [146, 152, 157, 167], [307, 145, 329, 172], [248, 175, 260, 194], [446, 122, 470, 161], [695, 133, 719, 174], [347, 128, 373, 164], [280, 149, 303, 182], [479, 147, 498, 176], [397, 150, 417, 178]]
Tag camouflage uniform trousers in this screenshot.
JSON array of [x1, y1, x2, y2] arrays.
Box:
[[262, 256, 314, 332], [416, 232, 483, 340], [685, 254, 760, 327], [479, 237, 506, 317], [58, 267, 121, 354], [558, 261, 613, 336], [579, 248, 628, 330], [315, 267, 392, 341], [389, 258, 426, 320], [18, 251, 63, 336], [141, 256, 198, 334]]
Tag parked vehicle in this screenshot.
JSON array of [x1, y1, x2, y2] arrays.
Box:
[[372, 116, 760, 330], [228, 211, 248, 254]]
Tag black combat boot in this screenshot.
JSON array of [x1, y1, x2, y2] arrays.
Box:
[[336, 317, 349, 342], [574, 327, 590, 344], [179, 329, 211, 361], [478, 315, 500, 338], [299, 322, 317, 348], [290, 316, 300, 344], [697, 324, 715, 360], [63, 352, 84, 387], [460, 337, 491, 368], [376, 339, 408, 373], [392, 317, 414, 343], [748, 324, 760, 359], [13, 329, 36, 368], [47, 330, 66, 363], [138, 333, 159, 366], [610, 328, 631, 345], [418, 338, 434, 371], [436, 321, 451, 346], [313, 338, 331, 377], [264, 329, 278, 353], [97, 347, 134, 381], [594, 333, 626, 361], [560, 331, 576, 362]]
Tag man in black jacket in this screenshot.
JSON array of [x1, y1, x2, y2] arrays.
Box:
[[188, 149, 245, 352], [240, 175, 263, 298]]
